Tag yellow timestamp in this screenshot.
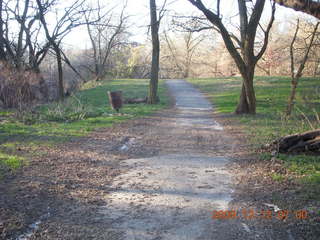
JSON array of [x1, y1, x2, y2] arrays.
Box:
[[212, 209, 308, 220]]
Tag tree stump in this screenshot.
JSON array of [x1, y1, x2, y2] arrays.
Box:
[[107, 91, 123, 112]]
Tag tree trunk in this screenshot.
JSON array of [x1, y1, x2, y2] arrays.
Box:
[[16, 0, 30, 70], [313, 59, 319, 77], [53, 44, 64, 100], [95, 63, 100, 80], [148, 0, 160, 104], [235, 83, 249, 114], [148, 41, 159, 103], [236, 67, 256, 114], [0, 0, 6, 60], [286, 78, 298, 116]]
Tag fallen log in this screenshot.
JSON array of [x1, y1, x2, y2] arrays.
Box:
[[124, 97, 147, 104], [273, 129, 320, 153]]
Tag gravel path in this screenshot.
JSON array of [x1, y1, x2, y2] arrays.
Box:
[[100, 80, 251, 240], [3, 80, 292, 240]]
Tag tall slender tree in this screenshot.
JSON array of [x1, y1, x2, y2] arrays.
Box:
[[0, 0, 6, 60], [286, 20, 319, 115], [187, 0, 275, 114], [148, 0, 167, 104], [148, 0, 161, 104]]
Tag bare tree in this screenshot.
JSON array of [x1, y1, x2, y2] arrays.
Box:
[[286, 19, 319, 115], [149, 0, 160, 104], [0, 0, 50, 71], [84, 1, 129, 81], [163, 31, 205, 78], [148, 0, 168, 104], [275, 0, 320, 19], [187, 0, 276, 114], [35, 0, 94, 100]]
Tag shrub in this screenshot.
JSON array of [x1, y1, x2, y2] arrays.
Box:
[[0, 62, 45, 109]]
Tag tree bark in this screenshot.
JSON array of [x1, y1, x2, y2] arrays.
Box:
[[236, 66, 256, 114], [286, 78, 298, 115], [53, 43, 64, 100], [274, 0, 320, 19], [235, 83, 249, 114], [274, 129, 320, 153], [16, 0, 30, 70], [0, 0, 6, 60], [148, 0, 160, 104]]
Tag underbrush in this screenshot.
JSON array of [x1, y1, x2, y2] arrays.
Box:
[[0, 61, 46, 108], [0, 79, 169, 178]]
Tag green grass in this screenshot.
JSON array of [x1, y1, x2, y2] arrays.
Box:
[[271, 173, 285, 182], [0, 152, 24, 178], [0, 79, 169, 177], [188, 76, 320, 188], [280, 154, 320, 176]]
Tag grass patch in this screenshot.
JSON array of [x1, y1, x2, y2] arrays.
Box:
[[271, 173, 285, 182], [0, 152, 24, 178], [0, 79, 169, 176], [188, 76, 320, 193], [189, 77, 320, 145], [279, 154, 320, 188]]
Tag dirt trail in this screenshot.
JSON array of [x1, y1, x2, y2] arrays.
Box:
[[96, 80, 251, 239], [2, 80, 293, 240]]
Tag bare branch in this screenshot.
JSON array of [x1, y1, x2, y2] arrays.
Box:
[[255, 0, 276, 62], [290, 19, 300, 79]]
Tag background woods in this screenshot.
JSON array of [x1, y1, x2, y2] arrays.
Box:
[[0, 2, 320, 239], [0, 0, 318, 112]]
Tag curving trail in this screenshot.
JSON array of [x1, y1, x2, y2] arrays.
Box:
[[99, 80, 250, 240]]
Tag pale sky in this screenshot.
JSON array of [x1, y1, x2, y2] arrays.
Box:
[[63, 0, 315, 49]]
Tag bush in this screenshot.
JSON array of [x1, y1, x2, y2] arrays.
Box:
[[0, 62, 46, 109]]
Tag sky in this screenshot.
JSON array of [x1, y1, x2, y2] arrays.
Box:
[[63, 0, 315, 49], [64, 0, 243, 46]]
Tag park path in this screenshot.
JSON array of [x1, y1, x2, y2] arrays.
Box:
[[98, 80, 251, 240], [2, 80, 310, 239]]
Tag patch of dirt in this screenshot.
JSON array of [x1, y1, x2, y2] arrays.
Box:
[[216, 113, 320, 240], [0, 116, 164, 239]]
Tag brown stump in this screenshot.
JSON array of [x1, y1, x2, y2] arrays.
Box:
[[107, 91, 123, 112]]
